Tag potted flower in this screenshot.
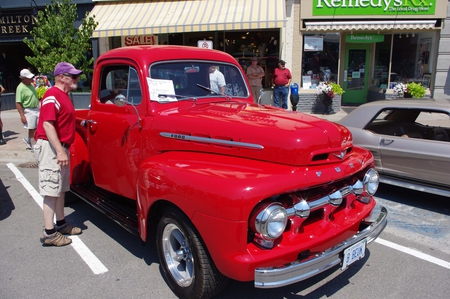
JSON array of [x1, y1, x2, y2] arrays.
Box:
[[406, 82, 426, 98], [393, 83, 408, 97], [316, 81, 345, 114], [36, 85, 48, 100], [393, 82, 426, 98]]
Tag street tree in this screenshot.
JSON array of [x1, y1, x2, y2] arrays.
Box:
[[23, 0, 98, 79]]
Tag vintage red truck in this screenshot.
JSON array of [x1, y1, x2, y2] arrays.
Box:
[[69, 45, 387, 299]]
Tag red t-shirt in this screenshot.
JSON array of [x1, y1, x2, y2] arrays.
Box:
[[272, 67, 292, 85], [35, 86, 75, 145]]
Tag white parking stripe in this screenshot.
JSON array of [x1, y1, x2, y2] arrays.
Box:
[[7, 163, 108, 275], [376, 238, 450, 270]]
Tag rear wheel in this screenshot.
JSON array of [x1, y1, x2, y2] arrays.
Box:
[[156, 207, 228, 299]]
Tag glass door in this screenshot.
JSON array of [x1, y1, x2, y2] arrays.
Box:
[[343, 44, 370, 104]]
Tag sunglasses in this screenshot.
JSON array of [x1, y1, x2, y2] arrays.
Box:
[[62, 73, 79, 79]]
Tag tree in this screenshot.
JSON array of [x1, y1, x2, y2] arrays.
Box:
[[23, 0, 98, 79]]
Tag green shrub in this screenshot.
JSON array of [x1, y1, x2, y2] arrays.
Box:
[[407, 82, 426, 98]]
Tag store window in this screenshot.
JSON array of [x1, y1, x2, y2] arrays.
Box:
[[390, 33, 433, 88], [373, 35, 392, 89], [301, 33, 340, 89]]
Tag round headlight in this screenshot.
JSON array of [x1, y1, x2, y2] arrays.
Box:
[[255, 203, 287, 239], [363, 168, 379, 195]]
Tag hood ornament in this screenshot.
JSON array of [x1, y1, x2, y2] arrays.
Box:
[[333, 151, 346, 160]]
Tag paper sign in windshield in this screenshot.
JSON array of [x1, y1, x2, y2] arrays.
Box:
[[148, 78, 176, 102]]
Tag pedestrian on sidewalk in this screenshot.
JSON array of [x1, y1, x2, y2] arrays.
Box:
[[271, 60, 292, 109], [0, 84, 6, 145], [247, 57, 265, 102], [35, 62, 83, 247], [15, 69, 39, 149]]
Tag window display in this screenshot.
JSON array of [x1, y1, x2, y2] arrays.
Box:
[[302, 33, 340, 89]]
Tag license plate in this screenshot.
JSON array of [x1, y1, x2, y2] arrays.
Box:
[[341, 238, 366, 270]]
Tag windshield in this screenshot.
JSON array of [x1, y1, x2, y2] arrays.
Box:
[[149, 61, 249, 102]]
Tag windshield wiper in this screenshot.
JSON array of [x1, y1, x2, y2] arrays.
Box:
[[197, 84, 219, 95], [158, 94, 197, 101]]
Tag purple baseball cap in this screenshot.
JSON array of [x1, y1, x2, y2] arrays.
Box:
[[54, 62, 83, 76]]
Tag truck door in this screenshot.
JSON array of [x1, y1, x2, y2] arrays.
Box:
[[87, 64, 145, 199]]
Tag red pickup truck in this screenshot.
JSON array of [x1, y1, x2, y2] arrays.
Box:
[[69, 45, 387, 299]]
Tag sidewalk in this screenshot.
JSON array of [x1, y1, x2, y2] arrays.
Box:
[[0, 110, 36, 163], [0, 107, 348, 164]]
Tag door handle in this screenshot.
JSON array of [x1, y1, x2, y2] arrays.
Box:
[[380, 139, 394, 146], [80, 119, 97, 127], [80, 119, 98, 132]]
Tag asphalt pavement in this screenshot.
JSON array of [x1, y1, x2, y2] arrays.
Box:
[[0, 109, 36, 164]]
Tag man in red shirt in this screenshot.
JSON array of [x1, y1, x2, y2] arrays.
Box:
[[35, 62, 83, 246], [271, 60, 292, 109]]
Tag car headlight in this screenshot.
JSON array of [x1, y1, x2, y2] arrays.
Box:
[[363, 168, 379, 196], [254, 203, 287, 239]]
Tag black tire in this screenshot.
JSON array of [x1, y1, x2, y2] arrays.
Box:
[[156, 207, 228, 299]]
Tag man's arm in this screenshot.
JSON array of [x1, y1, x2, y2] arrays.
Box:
[[43, 120, 69, 166]]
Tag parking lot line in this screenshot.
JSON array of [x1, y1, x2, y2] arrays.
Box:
[[376, 238, 450, 270], [7, 163, 108, 275]]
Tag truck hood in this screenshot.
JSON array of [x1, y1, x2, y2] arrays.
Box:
[[151, 101, 353, 166]]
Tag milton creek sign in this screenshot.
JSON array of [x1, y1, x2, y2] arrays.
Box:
[[0, 10, 38, 39]]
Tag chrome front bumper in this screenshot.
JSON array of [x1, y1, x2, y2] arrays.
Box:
[[254, 205, 388, 288]]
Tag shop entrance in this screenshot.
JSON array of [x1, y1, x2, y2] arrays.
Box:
[[343, 44, 370, 104]]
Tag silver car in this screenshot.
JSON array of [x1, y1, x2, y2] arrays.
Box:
[[339, 100, 450, 197]]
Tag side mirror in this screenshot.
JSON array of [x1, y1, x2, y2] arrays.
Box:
[[113, 94, 141, 130], [114, 94, 127, 107]]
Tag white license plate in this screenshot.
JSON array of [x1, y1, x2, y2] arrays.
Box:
[[341, 238, 366, 270]]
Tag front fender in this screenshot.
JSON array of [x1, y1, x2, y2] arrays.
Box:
[[135, 150, 374, 281]]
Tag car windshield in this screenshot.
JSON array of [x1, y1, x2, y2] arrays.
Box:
[[148, 61, 249, 102]]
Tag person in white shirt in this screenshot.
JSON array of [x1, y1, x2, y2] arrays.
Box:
[[208, 65, 226, 95]]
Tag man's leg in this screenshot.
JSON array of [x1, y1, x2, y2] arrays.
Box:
[[281, 87, 288, 109], [41, 195, 72, 246], [273, 87, 280, 107]]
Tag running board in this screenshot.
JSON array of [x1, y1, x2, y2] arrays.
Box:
[[70, 182, 139, 236]]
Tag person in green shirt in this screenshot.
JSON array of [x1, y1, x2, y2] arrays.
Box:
[[15, 69, 39, 149]]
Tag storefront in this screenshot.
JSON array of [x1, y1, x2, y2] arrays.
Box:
[[299, 0, 448, 105], [88, 0, 287, 88], [0, 0, 94, 93]]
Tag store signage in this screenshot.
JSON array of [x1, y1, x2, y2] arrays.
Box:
[[198, 40, 213, 49], [313, 0, 436, 15], [122, 35, 158, 46], [304, 36, 324, 51], [346, 34, 384, 43], [0, 11, 37, 37]]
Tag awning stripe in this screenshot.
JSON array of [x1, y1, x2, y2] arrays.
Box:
[[89, 0, 286, 38], [304, 20, 437, 31]]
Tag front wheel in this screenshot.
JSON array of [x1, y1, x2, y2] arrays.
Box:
[[156, 207, 228, 299]]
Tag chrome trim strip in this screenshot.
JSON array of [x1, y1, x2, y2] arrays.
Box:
[[254, 205, 387, 288], [159, 132, 264, 150]]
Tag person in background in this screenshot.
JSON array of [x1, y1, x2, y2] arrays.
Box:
[[208, 65, 226, 95], [15, 69, 39, 149], [246, 57, 265, 102], [35, 62, 83, 246], [272, 60, 292, 109], [0, 84, 5, 145]]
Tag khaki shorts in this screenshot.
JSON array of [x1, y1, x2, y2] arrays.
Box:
[[24, 107, 39, 129], [34, 139, 70, 197]]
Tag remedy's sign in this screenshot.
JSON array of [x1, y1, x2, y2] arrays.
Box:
[[346, 34, 385, 43], [313, 0, 436, 15]]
